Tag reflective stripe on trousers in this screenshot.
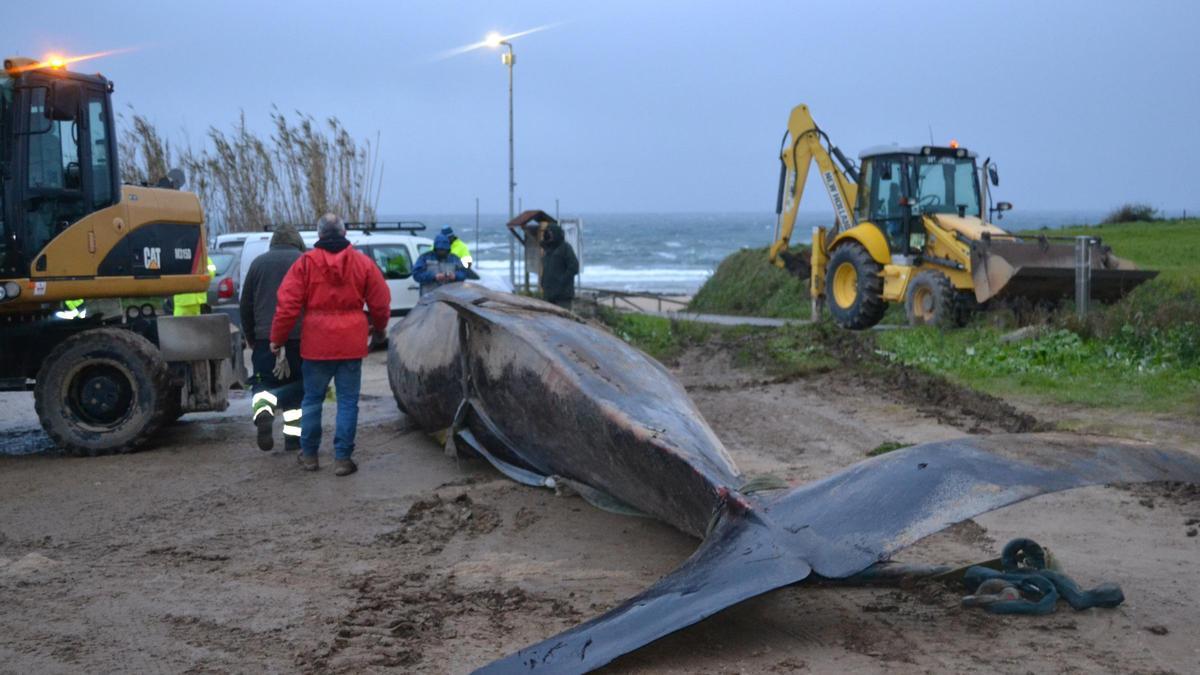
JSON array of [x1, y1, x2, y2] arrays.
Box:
[[281, 408, 302, 437], [252, 391, 278, 419]]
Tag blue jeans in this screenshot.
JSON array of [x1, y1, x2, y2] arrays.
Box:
[[300, 359, 362, 460]]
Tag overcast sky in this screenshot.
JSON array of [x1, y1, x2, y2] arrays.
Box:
[[13, 1, 1199, 215]]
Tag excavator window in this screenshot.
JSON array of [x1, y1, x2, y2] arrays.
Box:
[[24, 88, 86, 258], [912, 156, 980, 217], [0, 79, 11, 275], [0, 81, 10, 273], [14, 78, 96, 260], [858, 156, 909, 252], [86, 94, 114, 209], [25, 88, 80, 191]]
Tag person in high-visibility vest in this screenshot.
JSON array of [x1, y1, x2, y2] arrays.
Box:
[[173, 256, 217, 316], [440, 226, 473, 268], [56, 298, 86, 320]]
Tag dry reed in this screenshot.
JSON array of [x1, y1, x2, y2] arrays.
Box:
[[119, 108, 381, 233]]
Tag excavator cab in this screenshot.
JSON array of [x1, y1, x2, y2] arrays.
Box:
[[0, 67, 119, 278], [855, 146, 981, 257]]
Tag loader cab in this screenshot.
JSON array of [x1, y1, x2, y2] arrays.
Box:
[[855, 146, 980, 258], [0, 61, 119, 278]]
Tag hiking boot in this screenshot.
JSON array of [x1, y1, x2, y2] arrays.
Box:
[[334, 459, 357, 477], [284, 436, 301, 452], [255, 413, 274, 451], [297, 452, 319, 471]]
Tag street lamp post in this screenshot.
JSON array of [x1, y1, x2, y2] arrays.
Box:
[[487, 33, 517, 288]]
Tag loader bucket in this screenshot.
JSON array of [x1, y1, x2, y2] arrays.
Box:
[[969, 236, 1157, 304]]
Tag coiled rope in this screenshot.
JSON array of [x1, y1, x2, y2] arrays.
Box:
[[962, 538, 1125, 615]]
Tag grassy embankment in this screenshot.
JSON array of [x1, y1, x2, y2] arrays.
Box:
[[674, 219, 1200, 413], [602, 308, 840, 376], [689, 247, 812, 319]]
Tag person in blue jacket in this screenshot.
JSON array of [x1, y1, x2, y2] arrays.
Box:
[[412, 233, 468, 295]]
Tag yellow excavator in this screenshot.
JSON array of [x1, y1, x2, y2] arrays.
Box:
[[769, 104, 1155, 329], [0, 55, 236, 454]]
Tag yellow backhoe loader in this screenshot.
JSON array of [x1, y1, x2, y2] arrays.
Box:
[[0, 55, 237, 454], [769, 104, 1155, 329]]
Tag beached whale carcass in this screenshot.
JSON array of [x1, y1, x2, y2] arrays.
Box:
[[387, 285, 1200, 674]]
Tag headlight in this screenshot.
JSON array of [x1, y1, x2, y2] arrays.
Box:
[[2, 281, 20, 299]]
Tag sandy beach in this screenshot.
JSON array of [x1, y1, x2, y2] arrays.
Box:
[[2, 337, 1198, 673]]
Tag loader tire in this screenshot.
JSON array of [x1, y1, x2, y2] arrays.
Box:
[[34, 327, 171, 456], [825, 243, 886, 330], [905, 270, 956, 327], [953, 291, 980, 327]]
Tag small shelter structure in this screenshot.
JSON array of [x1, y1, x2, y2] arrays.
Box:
[[506, 210, 558, 293]]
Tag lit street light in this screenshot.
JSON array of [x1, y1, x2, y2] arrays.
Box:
[[486, 32, 517, 287]]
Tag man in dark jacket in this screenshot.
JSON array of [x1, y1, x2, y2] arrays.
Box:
[[540, 223, 579, 309], [271, 214, 391, 476], [412, 233, 467, 295], [240, 225, 306, 452]]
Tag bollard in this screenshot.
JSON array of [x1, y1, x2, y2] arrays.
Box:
[[1074, 236, 1092, 319]]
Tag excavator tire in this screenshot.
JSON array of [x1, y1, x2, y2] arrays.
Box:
[[825, 242, 886, 330], [905, 270, 956, 327], [34, 327, 171, 456], [163, 384, 185, 424]]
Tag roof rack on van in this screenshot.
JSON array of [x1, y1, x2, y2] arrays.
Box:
[[346, 221, 428, 234], [260, 221, 428, 234]]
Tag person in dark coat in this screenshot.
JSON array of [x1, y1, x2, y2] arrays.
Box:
[[240, 225, 306, 452], [412, 233, 467, 295], [540, 223, 579, 309]]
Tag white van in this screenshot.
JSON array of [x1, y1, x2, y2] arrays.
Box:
[[231, 231, 430, 317], [222, 227, 510, 320]]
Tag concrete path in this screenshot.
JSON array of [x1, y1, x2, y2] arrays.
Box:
[[638, 310, 802, 327], [630, 309, 907, 330]]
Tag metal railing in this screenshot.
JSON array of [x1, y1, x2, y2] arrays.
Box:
[[577, 287, 690, 314]]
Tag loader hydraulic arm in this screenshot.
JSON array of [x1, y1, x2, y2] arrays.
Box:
[[769, 104, 860, 268]]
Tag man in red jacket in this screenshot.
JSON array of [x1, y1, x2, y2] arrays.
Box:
[[270, 214, 391, 476]]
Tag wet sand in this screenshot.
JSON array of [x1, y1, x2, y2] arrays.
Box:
[[1, 345, 1198, 674]]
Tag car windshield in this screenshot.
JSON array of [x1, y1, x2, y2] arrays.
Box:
[[210, 251, 235, 275], [912, 156, 980, 217]]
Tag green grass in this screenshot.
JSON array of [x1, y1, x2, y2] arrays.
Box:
[[601, 310, 719, 362], [601, 310, 838, 376], [750, 325, 841, 376], [1020, 218, 1200, 285], [868, 441, 913, 457], [689, 247, 812, 319], [876, 325, 1200, 412]]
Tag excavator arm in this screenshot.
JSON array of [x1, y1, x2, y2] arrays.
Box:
[[769, 104, 860, 269]]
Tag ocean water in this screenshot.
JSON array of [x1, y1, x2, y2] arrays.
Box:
[[392, 210, 1109, 294]]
